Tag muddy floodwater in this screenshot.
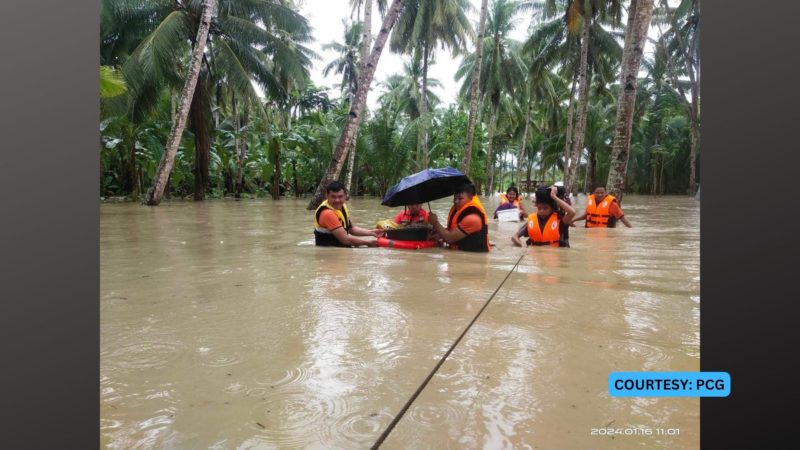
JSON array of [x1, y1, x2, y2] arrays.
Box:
[[100, 194, 699, 449]]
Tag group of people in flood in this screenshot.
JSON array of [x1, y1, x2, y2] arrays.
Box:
[[313, 180, 631, 251]]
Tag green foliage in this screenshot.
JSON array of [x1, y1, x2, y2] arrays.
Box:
[[99, 0, 700, 200]]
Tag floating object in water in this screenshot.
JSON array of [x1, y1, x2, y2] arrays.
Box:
[[376, 237, 437, 250]]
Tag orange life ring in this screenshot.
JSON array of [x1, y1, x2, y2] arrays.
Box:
[[376, 237, 438, 250]]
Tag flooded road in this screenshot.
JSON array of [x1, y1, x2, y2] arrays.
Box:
[[101, 194, 699, 449]]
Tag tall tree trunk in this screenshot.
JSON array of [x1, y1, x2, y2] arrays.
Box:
[[584, 145, 595, 192], [292, 160, 300, 196], [526, 156, 533, 194], [345, 139, 357, 191], [146, 0, 216, 205], [606, 0, 655, 201], [307, 0, 405, 210], [191, 74, 211, 201], [271, 136, 282, 200], [566, 9, 592, 193], [419, 42, 430, 169], [345, 0, 373, 194], [462, 0, 489, 175], [686, 17, 700, 195], [484, 101, 499, 196], [659, 0, 700, 194], [516, 100, 531, 187], [171, 90, 178, 124], [562, 72, 578, 184], [235, 103, 249, 198]]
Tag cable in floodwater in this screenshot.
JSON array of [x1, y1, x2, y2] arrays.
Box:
[[370, 251, 527, 449]]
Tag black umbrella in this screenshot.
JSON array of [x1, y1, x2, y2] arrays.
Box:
[[381, 167, 471, 207]]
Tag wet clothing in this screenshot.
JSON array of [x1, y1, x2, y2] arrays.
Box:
[[585, 194, 624, 228], [393, 209, 429, 225], [446, 196, 490, 252], [517, 213, 570, 247], [313, 200, 352, 247]]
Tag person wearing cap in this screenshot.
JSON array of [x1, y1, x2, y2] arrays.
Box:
[[512, 185, 576, 248], [573, 186, 633, 228], [313, 181, 384, 247], [428, 183, 491, 252], [393, 203, 429, 225], [494, 186, 527, 220]]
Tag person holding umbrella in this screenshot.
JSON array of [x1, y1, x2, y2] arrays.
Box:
[[313, 181, 383, 247], [428, 183, 491, 252]]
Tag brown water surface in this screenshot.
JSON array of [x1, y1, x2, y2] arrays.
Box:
[[101, 194, 699, 449]]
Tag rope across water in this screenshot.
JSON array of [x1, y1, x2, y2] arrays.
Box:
[[370, 251, 527, 449]]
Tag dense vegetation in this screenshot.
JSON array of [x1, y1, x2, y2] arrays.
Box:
[[100, 0, 699, 203]]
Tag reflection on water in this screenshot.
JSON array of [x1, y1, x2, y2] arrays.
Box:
[[101, 195, 699, 449]]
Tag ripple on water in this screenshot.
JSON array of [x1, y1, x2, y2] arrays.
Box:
[[247, 390, 350, 448], [197, 346, 243, 368], [252, 365, 316, 390], [103, 341, 184, 371], [404, 399, 468, 431], [605, 338, 671, 370], [102, 408, 177, 450], [318, 409, 393, 448]]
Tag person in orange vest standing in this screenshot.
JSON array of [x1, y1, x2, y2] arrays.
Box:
[[428, 183, 491, 252], [393, 203, 429, 225], [573, 186, 633, 228], [512, 185, 576, 247]]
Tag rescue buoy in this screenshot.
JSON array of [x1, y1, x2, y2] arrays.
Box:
[[376, 237, 438, 250]]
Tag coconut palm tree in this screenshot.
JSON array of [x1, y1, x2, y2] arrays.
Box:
[[606, 0, 656, 200], [322, 21, 363, 102], [456, 0, 528, 194], [377, 58, 441, 125], [144, 0, 216, 205], [100, 66, 128, 99], [654, 0, 699, 194], [390, 0, 473, 169], [307, 0, 407, 211], [102, 0, 315, 204], [523, 0, 622, 194], [462, 0, 489, 175]]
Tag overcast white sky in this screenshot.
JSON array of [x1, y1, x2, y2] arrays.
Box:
[[296, 0, 531, 111]]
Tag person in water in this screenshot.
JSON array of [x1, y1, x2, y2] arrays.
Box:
[[313, 181, 383, 247], [393, 203, 429, 225], [512, 185, 576, 248], [428, 183, 491, 252], [494, 186, 527, 220], [572, 186, 633, 228]]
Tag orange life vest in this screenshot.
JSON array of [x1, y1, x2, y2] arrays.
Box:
[[446, 196, 490, 252], [526, 213, 561, 247], [313, 200, 352, 246], [585, 194, 618, 228], [499, 194, 521, 208], [395, 209, 429, 224]]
